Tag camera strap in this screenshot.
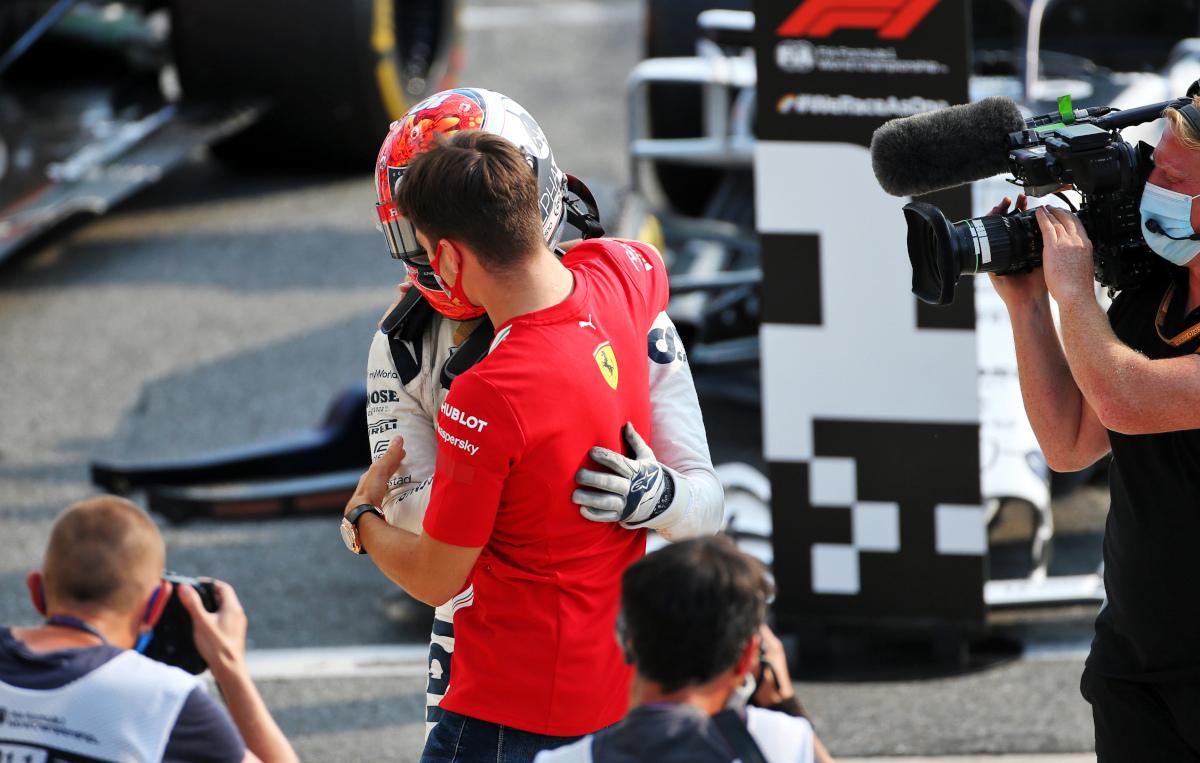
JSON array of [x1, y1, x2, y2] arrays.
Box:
[[45, 614, 112, 645], [440, 317, 495, 390], [565, 175, 605, 240], [384, 287, 436, 386], [1154, 280, 1200, 351], [711, 709, 769, 763]]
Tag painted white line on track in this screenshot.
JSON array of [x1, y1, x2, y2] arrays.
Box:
[[461, 3, 639, 30], [838, 756, 1094, 762], [244, 644, 428, 680], [241, 639, 1092, 681]]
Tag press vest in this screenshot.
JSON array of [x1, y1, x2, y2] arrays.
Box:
[[0, 650, 200, 762]]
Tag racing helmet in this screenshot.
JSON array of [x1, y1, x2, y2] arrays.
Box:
[[375, 88, 568, 320]]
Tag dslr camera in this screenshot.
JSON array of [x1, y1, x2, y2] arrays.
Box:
[[902, 85, 1200, 305], [143, 572, 218, 675]]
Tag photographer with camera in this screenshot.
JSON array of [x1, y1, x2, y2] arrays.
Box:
[[990, 98, 1200, 757], [533, 536, 832, 763], [0, 495, 298, 763]]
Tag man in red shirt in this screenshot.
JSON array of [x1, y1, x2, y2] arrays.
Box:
[[340, 129, 669, 761]]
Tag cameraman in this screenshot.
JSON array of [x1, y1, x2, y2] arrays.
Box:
[[0, 495, 298, 763], [992, 98, 1200, 757]]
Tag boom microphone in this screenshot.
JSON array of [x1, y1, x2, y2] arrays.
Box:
[[870, 96, 1026, 197]]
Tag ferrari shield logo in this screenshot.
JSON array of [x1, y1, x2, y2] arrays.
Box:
[[594, 342, 618, 390]]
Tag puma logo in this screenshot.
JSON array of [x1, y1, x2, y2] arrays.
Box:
[[579, 315, 596, 330]]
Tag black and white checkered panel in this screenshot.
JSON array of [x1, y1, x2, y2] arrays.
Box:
[[755, 140, 986, 625]]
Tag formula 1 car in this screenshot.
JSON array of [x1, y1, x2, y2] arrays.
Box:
[[0, 0, 457, 264]]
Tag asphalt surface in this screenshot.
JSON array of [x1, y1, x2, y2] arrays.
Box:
[[239, 650, 1099, 760], [0, 0, 1102, 759]]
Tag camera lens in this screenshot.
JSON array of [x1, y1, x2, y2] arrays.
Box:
[[902, 202, 1042, 305], [960, 212, 1042, 275]]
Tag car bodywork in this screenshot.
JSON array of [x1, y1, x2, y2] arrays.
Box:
[[0, 0, 457, 264]]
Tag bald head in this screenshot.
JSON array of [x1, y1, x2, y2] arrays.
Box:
[[43, 496, 165, 615]]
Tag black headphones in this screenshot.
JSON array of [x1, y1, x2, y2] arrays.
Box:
[[1165, 79, 1200, 139], [1172, 103, 1200, 143]]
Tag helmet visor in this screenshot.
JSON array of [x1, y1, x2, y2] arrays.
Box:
[[376, 203, 428, 264]]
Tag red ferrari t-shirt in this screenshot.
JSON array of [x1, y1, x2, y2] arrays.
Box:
[[422, 239, 668, 736]]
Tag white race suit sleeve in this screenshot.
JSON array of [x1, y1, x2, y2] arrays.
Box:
[[644, 311, 724, 540]]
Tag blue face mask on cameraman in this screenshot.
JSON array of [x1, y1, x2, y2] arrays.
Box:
[[1140, 182, 1200, 266]]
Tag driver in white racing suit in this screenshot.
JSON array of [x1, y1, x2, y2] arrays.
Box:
[[366, 89, 724, 736]]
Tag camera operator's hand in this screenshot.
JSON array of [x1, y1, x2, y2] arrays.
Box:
[[986, 195, 1049, 308], [988, 194, 1027, 216], [179, 579, 246, 674], [750, 624, 801, 712], [1037, 206, 1096, 305]]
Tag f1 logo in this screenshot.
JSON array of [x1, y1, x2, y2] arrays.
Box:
[[777, 0, 941, 39]]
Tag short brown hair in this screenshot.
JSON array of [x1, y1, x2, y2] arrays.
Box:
[[44, 496, 165, 614], [620, 536, 773, 692], [1165, 95, 1200, 151], [393, 130, 545, 273]]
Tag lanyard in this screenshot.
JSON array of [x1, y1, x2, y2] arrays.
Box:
[[1154, 280, 1200, 352], [44, 615, 112, 646]]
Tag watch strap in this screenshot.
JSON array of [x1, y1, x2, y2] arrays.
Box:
[[346, 503, 383, 527]]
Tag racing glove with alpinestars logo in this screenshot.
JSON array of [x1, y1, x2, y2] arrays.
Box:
[[573, 422, 688, 529]]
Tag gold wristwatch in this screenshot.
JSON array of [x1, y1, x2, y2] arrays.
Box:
[[341, 504, 384, 555]]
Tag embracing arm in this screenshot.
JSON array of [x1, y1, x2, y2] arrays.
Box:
[[644, 312, 723, 539], [357, 515, 481, 606], [572, 313, 724, 537], [570, 241, 712, 532], [348, 438, 482, 606]]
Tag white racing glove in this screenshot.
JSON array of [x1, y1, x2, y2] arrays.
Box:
[[573, 422, 689, 529]]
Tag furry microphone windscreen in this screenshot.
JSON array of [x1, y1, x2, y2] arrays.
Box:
[[870, 96, 1026, 197]]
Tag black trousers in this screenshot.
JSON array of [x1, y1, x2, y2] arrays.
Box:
[[1081, 668, 1200, 761]]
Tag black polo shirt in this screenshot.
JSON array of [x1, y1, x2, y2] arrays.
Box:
[[1088, 265, 1200, 681]]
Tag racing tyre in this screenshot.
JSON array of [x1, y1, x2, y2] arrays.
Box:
[[170, 0, 459, 166], [646, 0, 749, 216]]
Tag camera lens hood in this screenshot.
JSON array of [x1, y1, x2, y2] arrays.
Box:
[[903, 202, 961, 306]]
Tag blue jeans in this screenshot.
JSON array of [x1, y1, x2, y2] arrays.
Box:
[[421, 709, 583, 763]]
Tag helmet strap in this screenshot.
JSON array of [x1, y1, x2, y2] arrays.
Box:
[[565, 175, 605, 239]]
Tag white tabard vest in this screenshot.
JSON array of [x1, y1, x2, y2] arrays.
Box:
[[0, 650, 201, 763]]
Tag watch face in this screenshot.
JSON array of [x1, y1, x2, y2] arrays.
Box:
[[340, 517, 363, 554]]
